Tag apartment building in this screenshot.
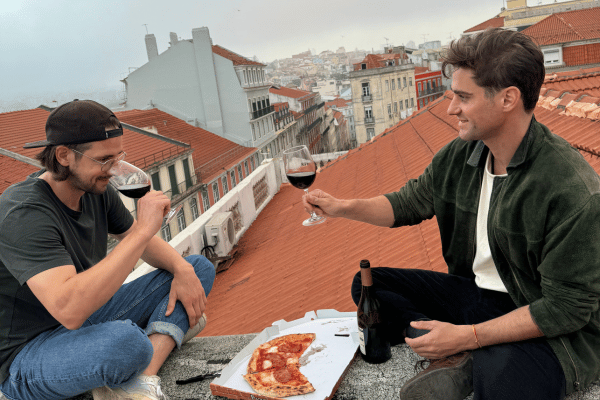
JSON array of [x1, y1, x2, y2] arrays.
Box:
[[349, 51, 416, 144], [415, 67, 445, 110], [269, 86, 325, 153], [121, 27, 278, 155]]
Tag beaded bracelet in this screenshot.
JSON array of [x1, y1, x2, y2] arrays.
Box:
[[472, 324, 482, 348]]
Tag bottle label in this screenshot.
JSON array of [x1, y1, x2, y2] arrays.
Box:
[[358, 329, 366, 354]]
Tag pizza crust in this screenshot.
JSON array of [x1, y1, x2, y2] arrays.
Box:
[[243, 366, 315, 397]]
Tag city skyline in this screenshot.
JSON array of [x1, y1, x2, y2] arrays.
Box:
[[1, 0, 560, 111]]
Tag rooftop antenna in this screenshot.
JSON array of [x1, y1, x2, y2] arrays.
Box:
[[142, 24, 149, 34], [422, 34, 429, 44]]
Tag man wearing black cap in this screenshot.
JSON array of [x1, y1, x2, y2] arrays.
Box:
[[0, 100, 216, 400]]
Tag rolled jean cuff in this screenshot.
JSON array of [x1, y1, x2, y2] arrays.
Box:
[[145, 321, 185, 349]]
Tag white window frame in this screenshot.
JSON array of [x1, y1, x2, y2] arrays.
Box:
[[177, 208, 186, 232], [190, 197, 199, 220], [230, 170, 237, 188], [223, 175, 229, 196], [212, 182, 220, 203], [162, 224, 172, 242], [543, 47, 562, 66], [201, 190, 210, 211]]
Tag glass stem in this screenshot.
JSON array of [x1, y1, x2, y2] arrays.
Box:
[[305, 188, 317, 219]]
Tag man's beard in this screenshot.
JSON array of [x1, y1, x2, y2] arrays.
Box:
[[66, 168, 109, 195]]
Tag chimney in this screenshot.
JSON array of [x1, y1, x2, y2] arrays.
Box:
[[169, 32, 178, 46], [145, 34, 158, 61]]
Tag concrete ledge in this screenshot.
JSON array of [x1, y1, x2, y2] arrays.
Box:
[[55, 334, 600, 400]]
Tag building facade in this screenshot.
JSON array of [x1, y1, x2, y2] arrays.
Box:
[[121, 27, 279, 155], [269, 86, 325, 154], [349, 52, 416, 144], [415, 68, 445, 110]]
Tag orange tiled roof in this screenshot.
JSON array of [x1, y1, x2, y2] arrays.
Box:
[[269, 86, 315, 100], [0, 107, 180, 172], [211, 45, 264, 66], [353, 53, 408, 71], [325, 98, 351, 110], [543, 66, 600, 97], [464, 16, 505, 33], [115, 108, 256, 182], [0, 154, 39, 194], [522, 7, 600, 46], [200, 92, 600, 337]]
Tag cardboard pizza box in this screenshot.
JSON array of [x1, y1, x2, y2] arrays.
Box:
[[210, 309, 359, 400]]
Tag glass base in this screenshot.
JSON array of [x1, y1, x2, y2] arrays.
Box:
[[303, 215, 326, 226]]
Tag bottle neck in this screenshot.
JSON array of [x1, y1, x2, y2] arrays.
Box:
[[360, 267, 373, 287]]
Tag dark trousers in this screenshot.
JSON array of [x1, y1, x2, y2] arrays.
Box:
[[351, 268, 566, 400]]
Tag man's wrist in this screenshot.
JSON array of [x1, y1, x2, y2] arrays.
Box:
[[172, 260, 194, 276]]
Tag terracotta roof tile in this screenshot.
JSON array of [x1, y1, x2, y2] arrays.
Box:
[[325, 98, 351, 110], [115, 108, 256, 182], [0, 107, 183, 173], [522, 7, 600, 46], [464, 16, 505, 33], [543, 67, 600, 97], [211, 45, 264, 66], [353, 53, 408, 71], [200, 93, 600, 337], [0, 154, 39, 194], [269, 86, 316, 100]]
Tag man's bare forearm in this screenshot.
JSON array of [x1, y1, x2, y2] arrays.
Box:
[[339, 196, 396, 227]]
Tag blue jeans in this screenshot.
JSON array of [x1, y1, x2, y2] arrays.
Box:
[[0, 255, 215, 400], [351, 267, 566, 400]]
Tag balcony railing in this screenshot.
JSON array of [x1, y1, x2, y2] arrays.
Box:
[[364, 117, 374, 124], [250, 105, 274, 120], [417, 85, 446, 98], [130, 146, 189, 170], [162, 171, 203, 204], [361, 94, 372, 102]]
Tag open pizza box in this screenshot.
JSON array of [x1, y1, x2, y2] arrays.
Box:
[[210, 309, 359, 400]]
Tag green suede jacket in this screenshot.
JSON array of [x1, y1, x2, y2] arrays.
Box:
[[384, 118, 600, 394]]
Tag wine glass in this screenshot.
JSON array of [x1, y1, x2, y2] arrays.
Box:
[[108, 160, 183, 225], [283, 145, 326, 226]]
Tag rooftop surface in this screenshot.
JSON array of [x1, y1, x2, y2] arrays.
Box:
[[522, 6, 600, 45], [58, 334, 600, 399], [269, 86, 316, 100], [543, 66, 600, 98], [211, 45, 265, 67], [115, 108, 256, 183]]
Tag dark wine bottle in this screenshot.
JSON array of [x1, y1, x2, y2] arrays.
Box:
[[357, 260, 391, 363]]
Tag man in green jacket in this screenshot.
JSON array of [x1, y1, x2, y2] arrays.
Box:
[[304, 28, 600, 399]]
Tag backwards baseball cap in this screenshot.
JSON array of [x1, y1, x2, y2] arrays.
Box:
[[23, 99, 123, 149]]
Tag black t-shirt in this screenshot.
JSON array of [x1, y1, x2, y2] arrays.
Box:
[[0, 170, 134, 383]]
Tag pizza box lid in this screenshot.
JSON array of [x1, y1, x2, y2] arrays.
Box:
[[210, 309, 359, 400]]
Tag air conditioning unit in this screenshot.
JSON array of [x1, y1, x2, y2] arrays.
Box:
[[205, 212, 235, 256]]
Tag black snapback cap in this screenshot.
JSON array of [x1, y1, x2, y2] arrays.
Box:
[[24, 99, 123, 149]]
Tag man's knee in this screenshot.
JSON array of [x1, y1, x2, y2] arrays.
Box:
[[93, 321, 153, 385], [185, 254, 215, 294]]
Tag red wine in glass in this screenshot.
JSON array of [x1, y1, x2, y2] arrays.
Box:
[[117, 183, 151, 199], [283, 145, 326, 226], [286, 171, 316, 190], [109, 160, 182, 225]]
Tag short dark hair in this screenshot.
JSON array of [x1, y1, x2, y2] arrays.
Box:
[[442, 28, 545, 112], [35, 143, 92, 181]]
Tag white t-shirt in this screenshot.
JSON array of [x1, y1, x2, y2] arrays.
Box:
[[472, 152, 508, 293]]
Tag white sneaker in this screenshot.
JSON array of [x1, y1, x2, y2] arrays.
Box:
[[92, 374, 168, 400], [182, 314, 207, 345]]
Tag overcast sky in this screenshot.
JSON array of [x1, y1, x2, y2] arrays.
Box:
[[1, 0, 555, 110]]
